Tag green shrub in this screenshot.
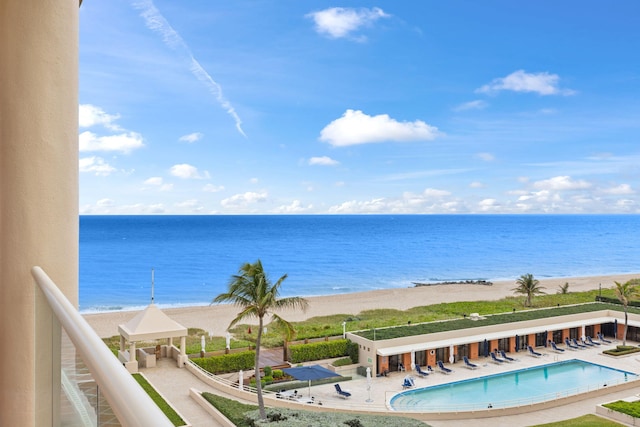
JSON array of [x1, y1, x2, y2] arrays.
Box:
[[201, 392, 256, 427], [272, 369, 284, 379], [332, 357, 353, 367], [289, 339, 349, 363], [346, 340, 359, 363], [603, 346, 640, 356], [603, 400, 640, 418], [263, 365, 273, 377], [191, 350, 255, 374]]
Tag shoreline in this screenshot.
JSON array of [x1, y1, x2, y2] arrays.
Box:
[[83, 273, 640, 338]]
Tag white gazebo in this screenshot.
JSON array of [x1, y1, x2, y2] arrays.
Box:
[[117, 303, 189, 373]]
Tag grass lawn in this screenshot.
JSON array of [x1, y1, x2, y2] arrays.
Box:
[[533, 414, 624, 426], [132, 373, 186, 426]]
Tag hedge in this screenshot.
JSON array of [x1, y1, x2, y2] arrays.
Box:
[[289, 339, 350, 363], [603, 400, 640, 418], [192, 350, 255, 374]]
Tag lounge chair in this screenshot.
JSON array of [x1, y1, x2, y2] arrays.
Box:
[[398, 362, 406, 372], [499, 350, 516, 362], [277, 389, 298, 400], [334, 384, 351, 398], [401, 376, 415, 389], [572, 338, 588, 349], [581, 338, 595, 347], [426, 365, 435, 373], [437, 360, 453, 374], [564, 338, 579, 350], [463, 356, 478, 369], [597, 332, 612, 344], [490, 352, 505, 364], [549, 341, 565, 353], [527, 345, 542, 357], [586, 336, 601, 346], [415, 365, 429, 377]]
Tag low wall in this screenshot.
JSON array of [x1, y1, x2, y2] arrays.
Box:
[[190, 388, 235, 427]]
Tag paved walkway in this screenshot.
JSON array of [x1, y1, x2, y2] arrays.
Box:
[[142, 342, 640, 427]]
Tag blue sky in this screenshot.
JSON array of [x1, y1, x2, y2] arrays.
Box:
[[79, 1, 640, 214]]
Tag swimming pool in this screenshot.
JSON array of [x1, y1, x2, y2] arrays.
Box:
[[389, 359, 637, 412]]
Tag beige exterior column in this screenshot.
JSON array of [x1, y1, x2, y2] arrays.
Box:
[[130, 342, 137, 362], [0, 1, 79, 426]]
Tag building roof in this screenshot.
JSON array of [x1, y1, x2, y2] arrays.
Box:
[[118, 303, 188, 342]]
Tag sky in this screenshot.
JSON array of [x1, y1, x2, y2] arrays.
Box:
[[79, 1, 640, 215]]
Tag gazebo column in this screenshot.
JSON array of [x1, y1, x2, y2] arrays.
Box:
[[176, 336, 188, 368], [120, 336, 125, 353], [168, 337, 173, 348], [130, 342, 137, 362]]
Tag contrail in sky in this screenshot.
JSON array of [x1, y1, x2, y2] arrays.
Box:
[[132, 0, 246, 137]]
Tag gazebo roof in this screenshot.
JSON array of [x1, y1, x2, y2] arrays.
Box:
[[118, 303, 188, 342]]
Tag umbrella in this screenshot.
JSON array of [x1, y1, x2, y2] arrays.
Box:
[[239, 369, 243, 390], [225, 332, 231, 350], [201, 335, 206, 353], [366, 367, 373, 403], [283, 365, 340, 397]]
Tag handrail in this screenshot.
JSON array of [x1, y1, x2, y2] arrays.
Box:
[[32, 266, 173, 427]]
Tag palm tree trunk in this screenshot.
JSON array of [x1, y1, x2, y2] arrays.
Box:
[[623, 309, 629, 346], [255, 316, 266, 419]]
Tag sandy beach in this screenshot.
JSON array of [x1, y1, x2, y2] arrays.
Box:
[[84, 273, 640, 339]]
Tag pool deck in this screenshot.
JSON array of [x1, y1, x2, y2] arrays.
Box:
[[141, 340, 640, 426]]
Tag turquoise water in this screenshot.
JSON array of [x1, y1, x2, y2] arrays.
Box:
[[390, 360, 637, 411]]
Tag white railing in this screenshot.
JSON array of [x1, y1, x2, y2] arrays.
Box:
[[32, 266, 174, 427]]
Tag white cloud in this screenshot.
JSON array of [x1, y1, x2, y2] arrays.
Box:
[[601, 184, 634, 195], [203, 183, 225, 192], [97, 198, 115, 207], [174, 199, 204, 212], [309, 156, 339, 166], [144, 177, 163, 186], [478, 198, 501, 211], [453, 100, 488, 111], [476, 70, 575, 96], [273, 200, 313, 213], [320, 109, 441, 147], [79, 156, 116, 176], [79, 104, 121, 130], [179, 132, 203, 143], [476, 152, 495, 162], [169, 163, 209, 179], [250, 178, 259, 184], [221, 191, 268, 208], [306, 7, 390, 40], [470, 181, 484, 189], [133, 0, 245, 137], [79, 131, 145, 154], [532, 176, 591, 191]]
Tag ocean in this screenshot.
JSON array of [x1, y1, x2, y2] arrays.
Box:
[[80, 214, 640, 313]]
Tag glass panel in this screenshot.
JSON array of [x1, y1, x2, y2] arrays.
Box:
[[59, 330, 121, 427]]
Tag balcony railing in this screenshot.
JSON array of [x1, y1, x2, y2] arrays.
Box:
[[32, 266, 174, 427]]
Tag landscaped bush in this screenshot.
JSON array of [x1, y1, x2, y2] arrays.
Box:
[[603, 400, 640, 418], [191, 350, 255, 374], [242, 407, 427, 426], [346, 340, 359, 363], [272, 369, 284, 379], [603, 345, 640, 356], [332, 357, 353, 367], [289, 339, 349, 363], [201, 392, 256, 427]]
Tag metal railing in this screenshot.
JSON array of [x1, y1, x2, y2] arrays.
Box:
[[32, 266, 174, 427]]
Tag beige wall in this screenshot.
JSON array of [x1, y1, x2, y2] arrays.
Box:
[[0, 1, 79, 425]]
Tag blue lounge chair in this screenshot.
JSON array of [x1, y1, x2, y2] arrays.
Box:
[[527, 345, 542, 357], [334, 384, 351, 398], [499, 350, 516, 362], [564, 338, 579, 350], [581, 338, 595, 347], [586, 336, 601, 346], [549, 341, 565, 353], [572, 338, 587, 349], [415, 365, 429, 377], [437, 360, 453, 374], [401, 376, 415, 389], [463, 356, 478, 369], [490, 352, 505, 364], [597, 332, 612, 344], [426, 365, 435, 373]]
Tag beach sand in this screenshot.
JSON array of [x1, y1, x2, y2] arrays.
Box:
[[84, 273, 639, 338]]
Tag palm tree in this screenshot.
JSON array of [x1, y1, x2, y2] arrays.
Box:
[[614, 280, 638, 346], [212, 260, 308, 420], [512, 273, 546, 307]]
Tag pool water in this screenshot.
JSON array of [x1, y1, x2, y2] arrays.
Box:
[[390, 359, 637, 412]]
